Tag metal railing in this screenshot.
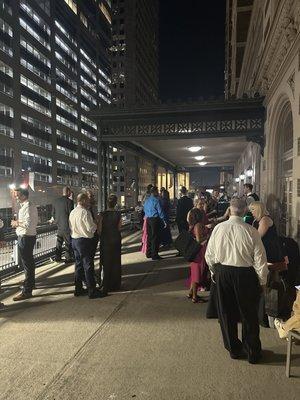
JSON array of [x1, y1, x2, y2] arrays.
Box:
[[0, 209, 135, 279]]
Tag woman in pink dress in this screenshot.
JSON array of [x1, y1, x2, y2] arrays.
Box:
[[187, 208, 208, 303]]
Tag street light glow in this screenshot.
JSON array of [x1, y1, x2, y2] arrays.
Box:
[[188, 146, 202, 152]]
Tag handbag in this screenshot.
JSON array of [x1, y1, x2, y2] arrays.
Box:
[[174, 229, 201, 262]]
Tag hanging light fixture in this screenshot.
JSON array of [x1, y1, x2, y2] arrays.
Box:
[[198, 161, 207, 166], [194, 155, 205, 161], [240, 174, 245, 180], [235, 178, 240, 183], [246, 169, 253, 177], [188, 146, 202, 152]]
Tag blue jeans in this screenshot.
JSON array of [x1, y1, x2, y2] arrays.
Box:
[[72, 238, 96, 294]]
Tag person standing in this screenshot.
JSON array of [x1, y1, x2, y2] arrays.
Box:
[[187, 208, 208, 303], [205, 198, 268, 363], [141, 184, 153, 255], [99, 194, 122, 295], [86, 190, 99, 260], [159, 187, 172, 247], [69, 193, 101, 299], [243, 183, 260, 225], [11, 188, 38, 301], [176, 186, 193, 233], [249, 201, 286, 326], [51, 186, 74, 263], [144, 186, 167, 260]]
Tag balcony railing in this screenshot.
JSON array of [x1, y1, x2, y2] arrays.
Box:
[[0, 209, 135, 279]]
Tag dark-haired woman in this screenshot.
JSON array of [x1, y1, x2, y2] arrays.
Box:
[[187, 208, 208, 303], [159, 187, 172, 247], [99, 194, 122, 295]]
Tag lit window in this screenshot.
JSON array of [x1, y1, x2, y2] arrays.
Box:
[[81, 115, 97, 130], [57, 145, 78, 159], [21, 114, 52, 133], [55, 51, 77, 75], [80, 48, 96, 69], [21, 132, 52, 150], [81, 129, 97, 142], [99, 2, 111, 24], [80, 102, 90, 112], [56, 114, 78, 131], [80, 12, 88, 28], [82, 141, 97, 153], [55, 20, 77, 47], [19, 18, 50, 50], [81, 88, 97, 105], [80, 61, 96, 82], [20, 58, 51, 83], [57, 159, 78, 172], [56, 68, 77, 91], [0, 123, 14, 138], [98, 67, 111, 83], [64, 0, 77, 14], [20, 1, 50, 35], [21, 95, 51, 117], [0, 17, 13, 36], [0, 60, 13, 97], [20, 75, 51, 100], [55, 35, 77, 61], [1, 0, 12, 15], [35, 172, 52, 183], [57, 129, 78, 145], [56, 98, 78, 117], [56, 84, 77, 104], [20, 37, 51, 67], [21, 150, 52, 166]]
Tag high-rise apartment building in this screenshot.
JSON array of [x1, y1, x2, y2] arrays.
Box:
[[110, 0, 159, 106], [0, 0, 112, 213]]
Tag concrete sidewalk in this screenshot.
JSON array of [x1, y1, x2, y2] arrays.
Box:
[[0, 233, 299, 400]]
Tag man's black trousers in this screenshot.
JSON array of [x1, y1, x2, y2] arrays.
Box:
[[55, 231, 73, 261], [17, 235, 36, 294], [146, 217, 160, 259], [215, 265, 262, 359]]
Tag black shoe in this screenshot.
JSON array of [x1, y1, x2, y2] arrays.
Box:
[[152, 256, 162, 260], [74, 288, 88, 297], [88, 289, 105, 299], [248, 353, 262, 364], [230, 350, 247, 360]]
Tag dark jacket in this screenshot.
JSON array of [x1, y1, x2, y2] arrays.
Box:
[[52, 196, 74, 233], [176, 196, 193, 228]]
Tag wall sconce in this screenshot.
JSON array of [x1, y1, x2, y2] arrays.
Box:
[[246, 169, 253, 177], [240, 174, 245, 180]]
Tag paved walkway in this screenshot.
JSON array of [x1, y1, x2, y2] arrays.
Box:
[[0, 232, 299, 400]]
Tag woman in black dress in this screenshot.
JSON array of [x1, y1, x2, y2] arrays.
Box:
[[249, 201, 285, 326], [99, 194, 122, 295]]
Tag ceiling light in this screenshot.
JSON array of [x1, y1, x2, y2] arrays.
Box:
[[194, 156, 205, 161], [198, 162, 207, 166], [9, 183, 16, 190], [188, 146, 202, 153], [235, 178, 240, 183], [246, 169, 253, 177], [240, 174, 245, 180]]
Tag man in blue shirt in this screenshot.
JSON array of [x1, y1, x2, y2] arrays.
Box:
[[144, 186, 167, 260]]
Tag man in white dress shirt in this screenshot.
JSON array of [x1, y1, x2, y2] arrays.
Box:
[[11, 188, 38, 301], [69, 192, 101, 299], [205, 198, 268, 364]]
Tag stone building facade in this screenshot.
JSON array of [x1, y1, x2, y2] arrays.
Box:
[[227, 0, 300, 239]]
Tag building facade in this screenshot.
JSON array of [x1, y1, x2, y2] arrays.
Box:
[[227, 0, 300, 239], [0, 0, 112, 218], [110, 0, 159, 107]]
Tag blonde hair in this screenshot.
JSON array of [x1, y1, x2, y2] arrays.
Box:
[[249, 201, 269, 220], [77, 192, 89, 205]]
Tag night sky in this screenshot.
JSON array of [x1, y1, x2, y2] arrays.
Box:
[[159, 0, 226, 101]]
